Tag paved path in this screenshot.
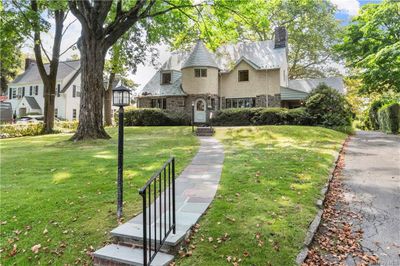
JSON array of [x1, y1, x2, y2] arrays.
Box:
[[342, 131, 400, 265], [111, 136, 224, 246]]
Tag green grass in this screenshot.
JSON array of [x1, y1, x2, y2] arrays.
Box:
[[177, 126, 347, 266], [0, 127, 199, 265]]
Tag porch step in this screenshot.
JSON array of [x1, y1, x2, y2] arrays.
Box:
[[196, 127, 214, 136], [93, 244, 174, 266]]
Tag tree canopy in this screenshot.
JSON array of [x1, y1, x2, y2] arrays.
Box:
[[336, 0, 400, 94]]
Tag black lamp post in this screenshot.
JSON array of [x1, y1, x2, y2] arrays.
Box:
[[112, 85, 131, 219], [191, 101, 195, 133]]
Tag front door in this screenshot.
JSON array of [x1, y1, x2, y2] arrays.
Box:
[[194, 99, 206, 123]]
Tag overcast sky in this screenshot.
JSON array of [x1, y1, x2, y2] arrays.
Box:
[[22, 0, 382, 89]]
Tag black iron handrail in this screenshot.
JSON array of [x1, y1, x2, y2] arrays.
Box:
[[139, 157, 176, 266]]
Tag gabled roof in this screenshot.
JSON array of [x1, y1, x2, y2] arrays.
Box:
[[24, 96, 41, 110], [139, 70, 186, 97], [10, 60, 80, 85], [287, 77, 345, 94], [181, 41, 219, 69], [216, 40, 286, 72]]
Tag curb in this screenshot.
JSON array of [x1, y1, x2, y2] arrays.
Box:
[[295, 138, 348, 265]]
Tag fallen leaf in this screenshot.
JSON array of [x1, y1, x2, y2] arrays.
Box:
[[31, 244, 41, 254]]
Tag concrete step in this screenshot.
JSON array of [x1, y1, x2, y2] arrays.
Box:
[[93, 244, 174, 266], [196, 127, 215, 136]]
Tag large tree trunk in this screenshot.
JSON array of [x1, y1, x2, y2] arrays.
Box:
[[71, 35, 110, 141], [104, 72, 115, 126]]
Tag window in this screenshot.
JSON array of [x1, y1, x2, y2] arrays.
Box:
[[151, 98, 167, 109], [238, 70, 249, 82], [211, 98, 216, 110], [57, 84, 61, 97], [35, 86, 39, 95], [9, 88, 14, 99], [161, 72, 171, 84], [30, 86, 33, 96], [72, 85, 76, 98], [17, 87, 24, 97], [194, 69, 207, 77], [226, 98, 255, 108], [72, 109, 77, 120], [55, 108, 58, 117]]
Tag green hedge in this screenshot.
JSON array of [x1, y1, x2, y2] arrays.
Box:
[[378, 103, 400, 134], [211, 107, 312, 126], [0, 123, 44, 138], [122, 108, 190, 126]]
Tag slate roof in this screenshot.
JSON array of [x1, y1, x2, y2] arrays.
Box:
[[25, 96, 41, 110], [287, 77, 345, 94], [11, 60, 80, 85], [215, 40, 287, 72], [181, 41, 219, 69], [139, 70, 186, 97]]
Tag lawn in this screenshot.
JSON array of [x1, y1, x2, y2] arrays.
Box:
[[177, 126, 347, 266], [0, 127, 199, 265]]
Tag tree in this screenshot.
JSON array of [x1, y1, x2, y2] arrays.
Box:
[[10, 0, 76, 133], [68, 0, 197, 140], [171, 0, 342, 79], [0, 2, 29, 94], [336, 0, 400, 94]]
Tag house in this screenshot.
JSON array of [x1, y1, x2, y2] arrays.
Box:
[[137, 27, 345, 123], [6, 59, 81, 120], [6, 59, 120, 121]]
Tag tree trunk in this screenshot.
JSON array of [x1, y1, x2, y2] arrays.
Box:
[[71, 35, 110, 141], [104, 72, 115, 126], [42, 81, 56, 134]]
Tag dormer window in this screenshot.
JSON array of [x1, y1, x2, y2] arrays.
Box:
[[238, 70, 249, 82], [161, 72, 171, 84], [194, 69, 207, 77]]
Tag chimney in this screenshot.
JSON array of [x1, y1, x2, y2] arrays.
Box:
[[25, 58, 36, 70], [274, 26, 287, 49]]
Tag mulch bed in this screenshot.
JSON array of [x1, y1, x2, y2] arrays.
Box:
[[303, 138, 379, 266]]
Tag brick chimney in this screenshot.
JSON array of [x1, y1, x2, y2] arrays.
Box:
[[274, 26, 287, 49], [25, 58, 36, 70]]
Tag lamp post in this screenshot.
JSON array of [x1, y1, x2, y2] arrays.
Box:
[[112, 85, 131, 219], [191, 101, 195, 133]]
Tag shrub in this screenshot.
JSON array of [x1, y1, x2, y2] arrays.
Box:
[[378, 103, 400, 134], [305, 84, 352, 127], [285, 108, 312, 125], [0, 123, 44, 138], [55, 121, 79, 131], [252, 108, 287, 125], [210, 108, 262, 126], [123, 108, 190, 126]]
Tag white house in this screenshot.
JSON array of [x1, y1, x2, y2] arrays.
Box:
[[7, 59, 82, 120]]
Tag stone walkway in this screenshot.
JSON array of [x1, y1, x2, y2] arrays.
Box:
[[94, 137, 224, 265], [342, 131, 400, 265]]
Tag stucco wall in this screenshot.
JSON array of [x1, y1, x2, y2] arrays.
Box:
[[181, 67, 219, 95], [220, 61, 268, 98], [266, 69, 281, 95]]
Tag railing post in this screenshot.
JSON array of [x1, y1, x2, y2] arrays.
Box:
[[142, 190, 147, 266], [172, 157, 176, 234]]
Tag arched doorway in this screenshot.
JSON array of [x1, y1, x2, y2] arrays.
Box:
[[194, 98, 206, 123]]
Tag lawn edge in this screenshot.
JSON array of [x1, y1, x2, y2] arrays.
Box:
[[295, 136, 350, 265]]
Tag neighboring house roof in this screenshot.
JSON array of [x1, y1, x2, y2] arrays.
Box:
[[216, 40, 286, 72], [24, 96, 41, 110], [287, 77, 345, 94], [10, 60, 81, 85], [139, 70, 186, 97], [182, 40, 219, 69]]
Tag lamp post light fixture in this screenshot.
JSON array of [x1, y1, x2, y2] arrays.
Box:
[[191, 101, 195, 133], [112, 85, 131, 219]]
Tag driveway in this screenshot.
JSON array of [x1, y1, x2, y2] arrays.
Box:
[[343, 131, 400, 265]]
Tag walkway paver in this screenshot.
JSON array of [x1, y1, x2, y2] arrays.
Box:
[[94, 136, 224, 265], [342, 131, 400, 265]]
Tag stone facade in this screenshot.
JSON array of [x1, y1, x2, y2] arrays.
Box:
[[268, 94, 281, 107], [256, 95, 267, 107]]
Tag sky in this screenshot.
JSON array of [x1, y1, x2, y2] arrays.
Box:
[[23, 0, 382, 89]]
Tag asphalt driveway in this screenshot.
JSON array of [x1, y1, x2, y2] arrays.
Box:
[[343, 131, 400, 265]]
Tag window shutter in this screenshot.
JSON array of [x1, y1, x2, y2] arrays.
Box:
[[73, 85, 76, 97], [30, 86, 33, 95], [57, 84, 60, 97], [9, 88, 12, 99], [22, 87, 25, 97]]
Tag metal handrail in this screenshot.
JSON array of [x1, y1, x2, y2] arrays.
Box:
[[139, 157, 176, 266]]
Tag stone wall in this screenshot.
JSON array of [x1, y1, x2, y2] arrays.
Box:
[[256, 95, 267, 107], [268, 94, 281, 107]]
